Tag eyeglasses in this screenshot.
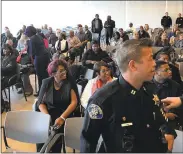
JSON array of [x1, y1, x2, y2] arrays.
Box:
[[159, 68, 171, 72], [100, 69, 110, 73], [57, 69, 67, 75]]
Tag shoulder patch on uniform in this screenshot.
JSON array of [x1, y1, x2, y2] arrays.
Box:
[[88, 104, 103, 119]]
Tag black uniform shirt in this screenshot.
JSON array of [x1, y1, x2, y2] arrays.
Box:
[[161, 16, 172, 28], [80, 75, 177, 153], [176, 17, 183, 28]]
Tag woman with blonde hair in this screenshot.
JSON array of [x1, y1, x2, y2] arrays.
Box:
[[16, 34, 29, 52], [144, 24, 153, 38]]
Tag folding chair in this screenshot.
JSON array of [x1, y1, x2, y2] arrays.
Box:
[[1, 111, 51, 152], [64, 117, 84, 152], [172, 130, 183, 152], [84, 68, 94, 80], [4, 64, 27, 111], [64, 117, 103, 153]]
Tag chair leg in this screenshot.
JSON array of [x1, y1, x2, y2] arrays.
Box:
[[62, 136, 66, 153], [21, 80, 27, 102], [4, 89, 7, 99], [35, 73, 37, 93], [8, 87, 11, 111]]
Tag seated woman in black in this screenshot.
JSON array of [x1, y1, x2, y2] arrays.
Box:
[[1, 44, 17, 90], [36, 59, 79, 153]]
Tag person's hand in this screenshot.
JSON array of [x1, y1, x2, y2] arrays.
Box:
[[91, 61, 97, 64], [161, 97, 182, 111], [54, 117, 65, 127], [166, 113, 178, 120], [86, 60, 92, 64], [165, 134, 174, 152]]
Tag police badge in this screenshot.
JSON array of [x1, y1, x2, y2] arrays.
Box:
[[153, 94, 160, 106], [88, 104, 103, 119]]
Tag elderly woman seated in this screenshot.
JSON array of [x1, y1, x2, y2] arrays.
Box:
[[1, 44, 17, 89], [36, 59, 79, 152], [81, 61, 116, 109], [174, 32, 183, 48]]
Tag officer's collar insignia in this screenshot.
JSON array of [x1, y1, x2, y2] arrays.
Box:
[[143, 87, 146, 91], [121, 122, 133, 127], [122, 117, 126, 121], [153, 94, 160, 106], [131, 90, 136, 95], [88, 104, 103, 119]]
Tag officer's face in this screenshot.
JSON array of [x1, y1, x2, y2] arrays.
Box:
[[99, 66, 111, 81], [178, 13, 181, 17], [158, 54, 169, 63], [135, 47, 156, 81], [156, 64, 172, 80]]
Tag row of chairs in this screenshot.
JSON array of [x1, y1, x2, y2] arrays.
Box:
[[1, 111, 183, 153]]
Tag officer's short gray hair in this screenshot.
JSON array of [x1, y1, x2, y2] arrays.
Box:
[[115, 38, 153, 73]]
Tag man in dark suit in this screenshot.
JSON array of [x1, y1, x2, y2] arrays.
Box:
[[91, 14, 103, 46], [104, 15, 115, 45], [176, 13, 183, 28], [161, 12, 172, 29], [155, 50, 183, 90]]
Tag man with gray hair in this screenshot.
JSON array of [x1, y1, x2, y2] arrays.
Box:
[[80, 38, 176, 153]]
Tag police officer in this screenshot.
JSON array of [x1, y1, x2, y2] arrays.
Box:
[[161, 12, 172, 29], [80, 39, 177, 153], [176, 13, 183, 28], [145, 60, 182, 129]]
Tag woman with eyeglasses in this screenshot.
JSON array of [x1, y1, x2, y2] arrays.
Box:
[[36, 59, 79, 153], [81, 61, 116, 109]]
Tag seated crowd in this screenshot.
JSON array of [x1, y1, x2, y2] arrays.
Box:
[[1, 12, 183, 153]]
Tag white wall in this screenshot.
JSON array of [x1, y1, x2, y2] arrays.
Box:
[[2, 1, 182, 36]]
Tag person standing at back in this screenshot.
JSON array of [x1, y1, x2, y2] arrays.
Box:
[[25, 26, 50, 97], [91, 14, 103, 46], [104, 15, 115, 45], [176, 13, 183, 28], [161, 12, 172, 30]]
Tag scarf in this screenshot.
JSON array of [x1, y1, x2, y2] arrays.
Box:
[[91, 77, 113, 94]]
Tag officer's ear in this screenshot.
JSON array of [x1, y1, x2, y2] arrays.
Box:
[[128, 60, 138, 72]]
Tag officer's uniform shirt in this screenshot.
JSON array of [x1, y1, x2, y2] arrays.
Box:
[[146, 78, 182, 129], [80, 75, 177, 153], [161, 16, 172, 28], [176, 17, 183, 28]]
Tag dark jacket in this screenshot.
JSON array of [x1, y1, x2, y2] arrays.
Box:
[[145, 79, 183, 128], [91, 18, 103, 33], [121, 32, 129, 42], [161, 16, 172, 28], [138, 30, 150, 39], [176, 17, 183, 28], [169, 63, 182, 86], [104, 19, 115, 35], [49, 32, 57, 47], [80, 75, 177, 153], [85, 30, 92, 42], [29, 34, 48, 59], [1, 54, 17, 77], [82, 49, 109, 69]]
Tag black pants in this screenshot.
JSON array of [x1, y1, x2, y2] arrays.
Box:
[[34, 54, 50, 94], [106, 30, 113, 45]]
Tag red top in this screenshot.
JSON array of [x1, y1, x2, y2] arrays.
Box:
[[43, 38, 49, 48]]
